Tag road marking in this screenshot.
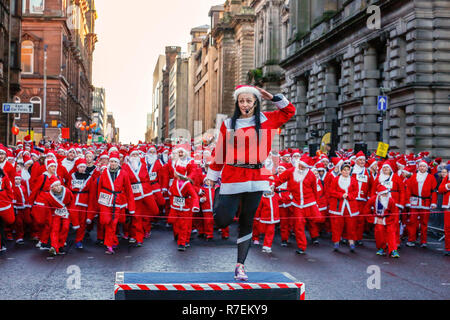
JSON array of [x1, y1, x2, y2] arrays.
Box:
[[46, 257, 54, 260], [308, 259, 316, 262], [383, 262, 389, 264], [125, 256, 132, 259], [420, 263, 428, 266], [7, 258, 14, 260], [441, 283, 450, 286], [87, 256, 94, 259]]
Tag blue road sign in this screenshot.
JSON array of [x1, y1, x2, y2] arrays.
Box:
[[377, 96, 388, 111]]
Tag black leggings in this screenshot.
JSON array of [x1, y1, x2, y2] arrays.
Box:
[[214, 190, 264, 264]]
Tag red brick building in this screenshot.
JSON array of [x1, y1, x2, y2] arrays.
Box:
[[15, 0, 97, 143]]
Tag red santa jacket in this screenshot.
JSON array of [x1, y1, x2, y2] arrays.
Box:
[[122, 160, 154, 201], [199, 184, 215, 213], [67, 172, 95, 208], [275, 167, 318, 209], [207, 95, 296, 195], [371, 173, 406, 210], [12, 183, 28, 210], [363, 195, 399, 226], [316, 178, 328, 212], [0, 173, 14, 212], [438, 176, 450, 209], [29, 172, 60, 206], [42, 186, 73, 219], [351, 166, 373, 202], [146, 158, 165, 193], [405, 173, 437, 210], [328, 175, 360, 217], [275, 177, 292, 208], [0, 160, 16, 182], [168, 178, 200, 212], [97, 167, 136, 214], [255, 192, 281, 224]]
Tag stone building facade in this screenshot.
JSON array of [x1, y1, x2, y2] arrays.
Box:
[[280, 0, 450, 158], [15, 0, 97, 143]]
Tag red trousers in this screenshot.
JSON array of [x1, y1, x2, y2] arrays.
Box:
[[302, 205, 323, 240], [252, 219, 260, 241], [355, 201, 368, 241], [330, 209, 357, 243], [141, 196, 159, 235], [279, 207, 294, 241], [292, 207, 307, 250], [406, 208, 430, 244], [445, 210, 450, 251], [259, 223, 276, 248], [221, 226, 230, 238], [13, 209, 29, 240], [50, 215, 70, 252], [100, 206, 126, 248], [70, 205, 88, 243], [170, 209, 192, 246], [203, 211, 214, 239], [374, 222, 398, 253]]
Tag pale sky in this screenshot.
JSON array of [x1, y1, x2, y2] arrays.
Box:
[[92, 0, 218, 143]]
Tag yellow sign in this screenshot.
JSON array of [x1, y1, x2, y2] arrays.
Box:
[[376, 142, 389, 158], [52, 120, 58, 127], [320, 132, 331, 153]]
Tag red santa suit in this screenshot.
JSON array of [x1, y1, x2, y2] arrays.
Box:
[[43, 180, 73, 254], [255, 190, 280, 250], [145, 154, 166, 208], [97, 152, 136, 250], [167, 165, 200, 248], [67, 159, 96, 244], [364, 185, 399, 254], [275, 164, 294, 243], [275, 159, 321, 251], [0, 171, 15, 245], [438, 175, 450, 252], [199, 180, 216, 240], [328, 173, 360, 243], [405, 167, 437, 245], [123, 152, 159, 243], [12, 173, 29, 241]]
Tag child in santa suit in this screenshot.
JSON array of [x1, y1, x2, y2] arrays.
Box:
[[68, 158, 95, 249], [438, 171, 450, 256], [43, 177, 74, 256], [12, 172, 29, 245], [199, 177, 216, 240], [275, 163, 294, 247], [97, 151, 136, 255], [405, 160, 437, 248], [364, 185, 400, 258], [0, 167, 15, 251], [255, 180, 280, 253], [168, 164, 200, 251], [275, 154, 320, 254], [328, 163, 360, 252]]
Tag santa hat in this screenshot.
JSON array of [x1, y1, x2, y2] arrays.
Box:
[[129, 148, 140, 157], [109, 151, 120, 163], [315, 162, 326, 171], [75, 158, 87, 169], [417, 159, 429, 168], [14, 172, 22, 180], [233, 85, 262, 104], [376, 184, 389, 195], [173, 143, 191, 155], [147, 145, 157, 153], [46, 158, 58, 170], [291, 149, 301, 157], [279, 150, 290, 157], [331, 157, 344, 169], [0, 145, 7, 154], [48, 175, 62, 188], [23, 154, 33, 166], [174, 164, 188, 179], [99, 151, 109, 160], [367, 158, 377, 169], [382, 160, 397, 173], [297, 154, 313, 168], [355, 151, 366, 160]]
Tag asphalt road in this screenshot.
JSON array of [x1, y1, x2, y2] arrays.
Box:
[[0, 222, 449, 300]]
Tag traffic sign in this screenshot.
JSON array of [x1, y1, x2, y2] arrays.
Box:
[[377, 96, 388, 111], [2, 103, 33, 114]]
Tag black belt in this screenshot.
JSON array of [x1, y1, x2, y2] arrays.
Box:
[[412, 194, 431, 200], [229, 163, 264, 169], [103, 187, 122, 215], [131, 182, 142, 185], [73, 190, 88, 194], [150, 181, 158, 185]]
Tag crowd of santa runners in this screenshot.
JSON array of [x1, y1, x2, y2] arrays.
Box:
[[0, 136, 449, 257]]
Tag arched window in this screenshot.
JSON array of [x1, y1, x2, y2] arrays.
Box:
[[21, 40, 34, 74], [30, 96, 42, 120]]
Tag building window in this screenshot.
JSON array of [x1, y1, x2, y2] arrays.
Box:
[[30, 96, 42, 120], [21, 41, 34, 74], [30, 0, 45, 14]]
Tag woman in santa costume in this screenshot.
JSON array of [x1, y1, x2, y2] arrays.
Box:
[[364, 184, 400, 258], [255, 179, 280, 253], [205, 85, 295, 281], [67, 158, 95, 249], [43, 177, 73, 256], [275, 163, 295, 247], [122, 148, 159, 245], [97, 151, 136, 254], [404, 160, 437, 248], [168, 164, 200, 251], [275, 154, 321, 254], [438, 169, 450, 256], [328, 163, 360, 252], [12, 172, 29, 245], [0, 166, 15, 252]]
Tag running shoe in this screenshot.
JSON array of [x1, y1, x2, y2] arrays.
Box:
[[234, 264, 248, 281]]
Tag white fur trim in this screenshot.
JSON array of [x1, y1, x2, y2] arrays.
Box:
[[234, 86, 261, 102], [219, 180, 270, 195], [206, 168, 221, 182], [274, 95, 290, 109]]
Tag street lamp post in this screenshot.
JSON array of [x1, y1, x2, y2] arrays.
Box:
[[42, 44, 48, 141]]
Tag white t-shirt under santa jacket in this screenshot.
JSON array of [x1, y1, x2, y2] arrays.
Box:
[[405, 172, 437, 210], [207, 95, 296, 195]]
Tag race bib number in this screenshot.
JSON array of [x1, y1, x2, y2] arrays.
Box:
[[317, 184, 322, 192], [173, 196, 185, 207], [55, 207, 69, 219], [71, 179, 84, 190], [357, 175, 368, 183], [375, 217, 386, 225], [98, 192, 112, 206], [410, 197, 419, 206], [149, 172, 157, 181], [382, 181, 393, 189], [131, 184, 142, 194]]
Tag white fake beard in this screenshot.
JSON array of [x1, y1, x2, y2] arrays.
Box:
[[379, 194, 389, 208], [162, 154, 169, 162], [130, 157, 140, 171], [417, 171, 428, 183], [293, 168, 308, 183], [146, 154, 157, 164]]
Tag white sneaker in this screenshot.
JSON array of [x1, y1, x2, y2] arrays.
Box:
[[129, 238, 136, 244], [253, 240, 260, 245], [0, 246, 6, 252], [192, 229, 198, 234], [35, 241, 42, 248], [262, 246, 272, 253], [234, 264, 248, 281]]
